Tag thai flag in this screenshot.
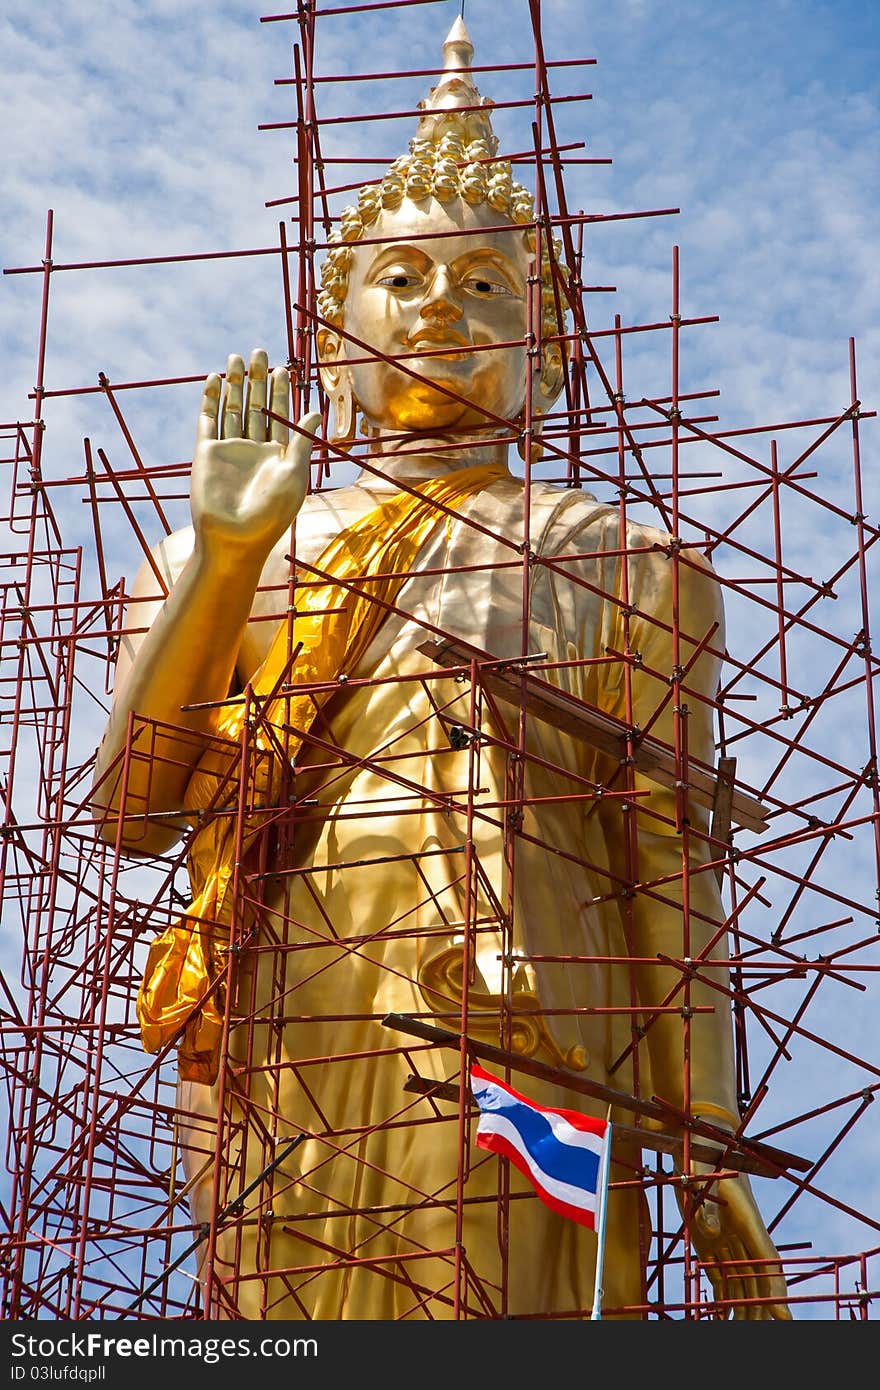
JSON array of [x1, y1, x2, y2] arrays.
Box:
[[471, 1063, 611, 1230]]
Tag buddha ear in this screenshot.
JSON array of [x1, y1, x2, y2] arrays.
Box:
[[516, 342, 565, 463], [537, 341, 565, 413], [317, 326, 358, 444], [316, 325, 344, 394]]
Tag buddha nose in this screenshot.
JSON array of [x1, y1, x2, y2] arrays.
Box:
[[421, 265, 462, 324]]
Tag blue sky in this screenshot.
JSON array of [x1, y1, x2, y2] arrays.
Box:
[[1, 0, 879, 1317], [2, 0, 877, 442]]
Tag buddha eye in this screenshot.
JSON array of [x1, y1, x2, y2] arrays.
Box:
[[376, 272, 420, 290], [464, 276, 514, 297]]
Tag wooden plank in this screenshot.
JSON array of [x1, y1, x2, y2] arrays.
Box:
[[384, 1013, 811, 1176], [417, 636, 770, 833], [711, 755, 738, 885], [403, 1072, 781, 1177]]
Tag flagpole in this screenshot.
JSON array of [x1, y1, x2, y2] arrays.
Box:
[[590, 1115, 613, 1321]]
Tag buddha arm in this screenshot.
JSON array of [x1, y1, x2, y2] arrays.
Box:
[[91, 538, 264, 856], [618, 545, 739, 1125], [90, 363, 317, 857]]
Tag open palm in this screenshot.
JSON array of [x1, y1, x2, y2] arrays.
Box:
[[191, 348, 321, 562]]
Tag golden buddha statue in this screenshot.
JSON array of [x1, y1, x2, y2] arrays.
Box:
[[92, 18, 790, 1320]]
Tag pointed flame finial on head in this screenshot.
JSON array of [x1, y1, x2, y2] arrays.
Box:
[[443, 13, 474, 67], [413, 16, 497, 155]]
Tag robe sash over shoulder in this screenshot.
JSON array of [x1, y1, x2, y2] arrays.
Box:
[[136, 462, 507, 1082]]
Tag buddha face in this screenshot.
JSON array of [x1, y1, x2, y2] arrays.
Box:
[[319, 199, 536, 437]]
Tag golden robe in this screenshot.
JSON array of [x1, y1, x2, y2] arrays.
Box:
[[175, 470, 735, 1320]]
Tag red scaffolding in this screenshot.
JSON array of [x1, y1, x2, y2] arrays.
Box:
[[1, 1, 878, 1320]]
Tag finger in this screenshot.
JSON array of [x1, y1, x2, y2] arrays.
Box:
[[754, 1250, 790, 1320], [282, 411, 322, 508], [702, 1252, 728, 1321], [767, 1295, 793, 1321], [733, 1235, 772, 1320], [717, 1240, 747, 1320], [729, 1235, 763, 1319], [290, 410, 323, 457], [196, 373, 222, 445], [222, 354, 245, 439], [244, 348, 269, 442], [268, 366, 290, 445], [762, 1266, 792, 1320]]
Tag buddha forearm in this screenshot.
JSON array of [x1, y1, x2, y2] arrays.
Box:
[[91, 366, 316, 855], [91, 546, 263, 853]]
